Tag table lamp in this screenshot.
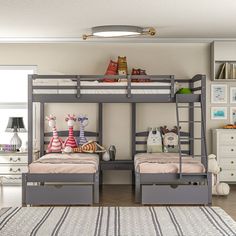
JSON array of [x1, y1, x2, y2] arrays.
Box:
[[5, 117, 27, 150]]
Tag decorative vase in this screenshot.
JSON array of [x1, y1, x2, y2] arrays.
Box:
[[10, 132, 22, 150], [108, 145, 116, 161], [102, 151, 110, 161]]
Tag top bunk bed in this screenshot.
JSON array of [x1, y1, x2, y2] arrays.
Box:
[[29, 74, 206, 103]]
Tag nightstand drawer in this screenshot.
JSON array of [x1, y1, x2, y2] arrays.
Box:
[[0, 165, 28, 174], [219, 158, 236, 169], [219, 146, 236, 157], [1, 175, 22, 185], [0, 155, 27, 164], [219, 133, 236, 145], [219, 170, 236, 182]]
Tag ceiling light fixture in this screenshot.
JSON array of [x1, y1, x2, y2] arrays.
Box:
[[83, 25, 156, 40]]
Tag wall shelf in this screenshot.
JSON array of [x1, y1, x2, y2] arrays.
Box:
[[211, 41, 236, 81]]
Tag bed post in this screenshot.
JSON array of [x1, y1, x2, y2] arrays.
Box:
[[189, 80, 194, 156], [98, 103, 103, 185], [22, 173, 27, 206], [132, 103, 136, 185], [135, 172, 141, 202], [40, 102, 45, 157], [94, 171, 99, 204], [201, 75, 207, 169], [28, 75, 33, 164]]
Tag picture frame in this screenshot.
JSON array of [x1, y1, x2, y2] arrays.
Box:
[[211, 107, 227, 120], [211, 84, 227, 104], [230, 87, 236, 103], [230, 107, 236, 124]]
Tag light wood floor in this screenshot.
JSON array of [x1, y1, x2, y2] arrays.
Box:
[[0, 185, 235, 220]]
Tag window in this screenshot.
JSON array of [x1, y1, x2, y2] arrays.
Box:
[[0, 66, 36, 146]]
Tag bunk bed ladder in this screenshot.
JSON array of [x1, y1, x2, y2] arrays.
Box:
[[176, 95, 207, 178]]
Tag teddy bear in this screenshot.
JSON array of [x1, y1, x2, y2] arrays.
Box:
[[208, 154, 230, 196]]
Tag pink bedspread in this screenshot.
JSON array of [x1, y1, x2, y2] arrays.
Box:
[[135, 153, 205, 173], [29, 153, 99, 174]]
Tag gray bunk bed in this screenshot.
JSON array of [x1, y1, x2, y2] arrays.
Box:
[[22, 73, 211, 206]]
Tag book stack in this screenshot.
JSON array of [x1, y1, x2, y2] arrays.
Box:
[[216, 62, 236, 80]]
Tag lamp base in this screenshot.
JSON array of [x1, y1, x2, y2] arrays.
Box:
[[10, 132, 22, 151]]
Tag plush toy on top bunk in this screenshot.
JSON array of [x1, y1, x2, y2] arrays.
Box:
[[103, 60, 118, 82], [208, 154, 230, 196], [45, 115, 63, 153], [63, 114, 78, 152], [161, 126, 180, 153]]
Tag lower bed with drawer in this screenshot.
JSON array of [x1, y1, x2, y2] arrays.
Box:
[[134, 153, 212, 205], [22, 153, 99, 206]]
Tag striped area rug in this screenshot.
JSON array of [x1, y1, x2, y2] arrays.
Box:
[[0, 206, 235, 236]]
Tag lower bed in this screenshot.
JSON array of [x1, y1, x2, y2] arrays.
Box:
[[134, 153, 211, 205], [22, 153, 99, 206], [135, 152, 205, 173], [29, 153, 99, 173]]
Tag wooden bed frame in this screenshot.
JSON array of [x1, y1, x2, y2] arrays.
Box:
[[23, 73, 211, 205]]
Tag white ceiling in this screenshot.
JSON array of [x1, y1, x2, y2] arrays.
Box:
[[0, 0, 236, 41]]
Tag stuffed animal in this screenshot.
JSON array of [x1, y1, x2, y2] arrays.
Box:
[[147, 127, 163, 153], [208, 154, 230, 196], [161, 126, 180, 153], [77, 114, 89, 145], [118, 56, 128, 76], [103, 60, 118, 82], [45, 115, 63, 153], [64, 114, 78, 149], [73, 140, 106, 153], [131, 68, 150, 82]]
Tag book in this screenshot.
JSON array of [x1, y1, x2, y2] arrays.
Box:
[[225, 62, 229, 79], [216, 63, 226, 79]]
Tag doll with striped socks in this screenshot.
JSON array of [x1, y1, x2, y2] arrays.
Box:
[[46, 115, 63, 153], [64, 114, 78, 149]]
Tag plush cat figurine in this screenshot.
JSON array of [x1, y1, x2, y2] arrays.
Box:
[[161, 126, 180, 153], [103, 60, 118, 82], [118, 56, 128, 76], [147, 127, 163, 153]]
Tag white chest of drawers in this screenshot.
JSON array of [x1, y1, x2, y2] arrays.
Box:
[[0, 151, 39, 185], [212, 129, 236, 183]]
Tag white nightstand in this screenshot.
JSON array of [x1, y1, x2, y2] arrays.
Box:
[[0, 151, 39, 185], [212, 129, 236, 183]]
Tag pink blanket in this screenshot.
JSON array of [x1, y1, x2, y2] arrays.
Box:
[[29, 153, 99, 174], [135, 153, 205, 173]]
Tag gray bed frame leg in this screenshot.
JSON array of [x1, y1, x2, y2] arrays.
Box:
[[207, 173, 212, 205], [135, 172, 141, 203], [22, 173, 27, 206], [94, 171, 99, 204]]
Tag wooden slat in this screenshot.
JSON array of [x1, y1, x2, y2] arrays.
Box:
[[44, 131, 98, 137]]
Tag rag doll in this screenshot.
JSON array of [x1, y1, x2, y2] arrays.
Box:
[[64, 114, 78, 149], [77, 114, 89, 145], [45, 115, 63, 153]]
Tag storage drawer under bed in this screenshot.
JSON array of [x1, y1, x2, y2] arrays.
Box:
[[141, 184, 209, 204], [25, 185, 93, 205]]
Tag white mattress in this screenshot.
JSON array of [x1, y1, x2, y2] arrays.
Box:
[[33, 79, 171, 94]]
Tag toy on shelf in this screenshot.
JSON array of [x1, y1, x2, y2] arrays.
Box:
[[103, 60, 118, 82], [118, 56, 128, 76], [176, 87, 192, 94], [208, 154, 230, 196], [64, 114, 78, 149], [223, 124, 236, 129], [77, 114, 89, 145], [73, 140, 106, 153], [45, 115, 63, 153]]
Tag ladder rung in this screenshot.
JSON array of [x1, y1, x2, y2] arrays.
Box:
[[177, 106, 201, 108], [180, 138, 202, 140], [180, 141, 190, 145], [179, 121, 201, 123]]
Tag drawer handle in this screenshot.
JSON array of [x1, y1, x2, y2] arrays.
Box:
[[231, 137, 234, 139], [231, 149, 234, 152], [231, 173, 234, 176], [9, 157, 21, 162], [231, 161, 234, 164], [9, 168, 21, 173]]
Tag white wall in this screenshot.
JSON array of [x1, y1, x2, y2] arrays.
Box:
[[0, 42, 228, 184]]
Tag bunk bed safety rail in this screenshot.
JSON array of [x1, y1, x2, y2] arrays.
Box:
[[30, 74, 175, 100]]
